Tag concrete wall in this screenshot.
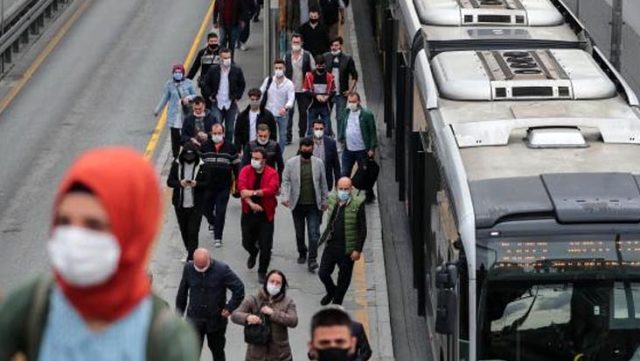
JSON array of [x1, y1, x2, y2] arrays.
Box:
[[562, 0, 640, 95]]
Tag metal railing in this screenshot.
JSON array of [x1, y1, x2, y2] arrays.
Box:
[[0, 0, 72, 74]]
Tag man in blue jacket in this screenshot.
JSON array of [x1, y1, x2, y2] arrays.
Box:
[[176, 248, 245, 361]]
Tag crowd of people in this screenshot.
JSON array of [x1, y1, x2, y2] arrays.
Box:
[[0, 1, 379, 360]]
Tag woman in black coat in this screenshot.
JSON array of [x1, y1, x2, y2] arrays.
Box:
[[167, 143, 208, 261]]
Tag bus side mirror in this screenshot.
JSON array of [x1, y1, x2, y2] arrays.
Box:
[[435, 264, 458, 335]]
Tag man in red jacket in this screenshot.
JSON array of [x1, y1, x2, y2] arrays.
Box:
[[238, 147, 280, 283]]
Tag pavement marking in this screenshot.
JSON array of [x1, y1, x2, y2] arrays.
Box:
[[144, 0, 215, 159], [0, 0, 93, 116]]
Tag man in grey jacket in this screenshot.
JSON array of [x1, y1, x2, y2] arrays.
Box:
[[281, 137, 329, 272]]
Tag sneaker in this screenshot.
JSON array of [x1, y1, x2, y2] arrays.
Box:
[[308, 260, 319, 273], [320, 293, 334, 306], [297, 254, 307, 264], [239, 42, 248, 51], [214, 239, 223, 248], [258, 272, 267, 284], [247, 255, 257, 269], [208, 224, 214, 234]]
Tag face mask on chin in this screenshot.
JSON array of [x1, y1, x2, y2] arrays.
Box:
[[194, 260, 210, 273], [257, 138, 269, 145]]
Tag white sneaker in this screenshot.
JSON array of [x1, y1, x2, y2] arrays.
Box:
[[239, 42, 248, 51], [214, 239, 223, 248]]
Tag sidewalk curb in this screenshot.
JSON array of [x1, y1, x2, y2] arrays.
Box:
[[346, 5, 396, 361]]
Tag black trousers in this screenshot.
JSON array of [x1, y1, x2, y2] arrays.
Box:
[[203, 188, 231, 240], [292, 204, 322, 262], [196, 322, 227, 361], [288, 92, 312, 140], [318, 246, 355, 305], [241, 212, 274, 274], [239, 18, 251, 44], [170, 127, 182, 158], [174, 206, 202, 261]]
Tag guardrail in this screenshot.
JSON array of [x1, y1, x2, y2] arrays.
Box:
[[0, 0, 72, 74]]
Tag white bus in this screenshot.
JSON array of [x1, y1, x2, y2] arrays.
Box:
[[380, 1, 640, 360]]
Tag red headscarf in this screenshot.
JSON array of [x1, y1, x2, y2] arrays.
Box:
[[52, 147, 162, 322], [172, 63, 185, 73]]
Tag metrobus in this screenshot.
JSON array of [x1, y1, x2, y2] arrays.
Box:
[[379, 1, 640, 360]]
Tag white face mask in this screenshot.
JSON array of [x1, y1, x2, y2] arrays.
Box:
[[194, 261, 210, 273], [47, 226, 121, 287], [314, 130, 324, 139], [251, 159, 263, 170], [291, 44, 302, 52], [331, 49, 341, 56], [347, 102, 359, 112], [274, 69, 284, 78], [212, 135, 224, 144], [266, 282, 281, 296], [222, 58, 232, 67], [257, 137, 269, 145]]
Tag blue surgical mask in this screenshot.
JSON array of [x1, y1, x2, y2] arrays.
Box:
[[173, 72, 184, 81], [338, 190, 351, 202]]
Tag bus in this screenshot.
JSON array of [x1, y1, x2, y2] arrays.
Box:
[[379, 0, 640, 360]]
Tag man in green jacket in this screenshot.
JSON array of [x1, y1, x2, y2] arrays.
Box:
[[337, 92, 378, 203], [317, 177, 366, 305]]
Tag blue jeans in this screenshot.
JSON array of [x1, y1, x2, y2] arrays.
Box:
[[211, 102, 238, 143], [341, 148, 368, 178], [292, 204, 322, 262], [307, 104, 332, 136], [332, 94, 347, 133], [275, 115, 288, 150], [219, 25, 240, 57]]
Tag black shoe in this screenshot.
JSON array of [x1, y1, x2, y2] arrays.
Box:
[[320, 293, 334, 306], [297, 254, 307, 264], [308, 260, 319, 273], [258, 272, 267, 284], [247, 255, 257, 269], [365, 192, 376, 204]]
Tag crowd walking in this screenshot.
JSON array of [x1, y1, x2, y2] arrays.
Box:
[[0, 1, 380, 360]]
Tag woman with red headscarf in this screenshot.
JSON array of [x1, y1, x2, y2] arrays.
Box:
[[0, 147, 199, 361], [154, 63, 198, 159]]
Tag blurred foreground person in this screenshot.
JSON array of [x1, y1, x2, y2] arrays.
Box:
[[308, 308, 358, 361], [232, 270, 298, 360], [0, 147, 199, 361]]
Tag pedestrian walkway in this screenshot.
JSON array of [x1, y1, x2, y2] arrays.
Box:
[[148, 4, 394, 361]]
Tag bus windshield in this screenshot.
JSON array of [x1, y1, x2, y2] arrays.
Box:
[[477, 235, 640, 361]]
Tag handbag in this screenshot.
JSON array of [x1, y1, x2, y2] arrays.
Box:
[[352, 156, 379, 191], [174, 83, 193, 115], [244, 314, 271, 345]]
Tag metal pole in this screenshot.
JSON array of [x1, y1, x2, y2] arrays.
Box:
[[263, 0, 270, 78], [610, 0, 623, 71]]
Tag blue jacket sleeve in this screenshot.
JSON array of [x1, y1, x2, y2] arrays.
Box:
[[224, 265, 245, 311]]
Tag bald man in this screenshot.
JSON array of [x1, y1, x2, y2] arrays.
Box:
[[176, 248, 245, 360], [317, 177, 367, 305]]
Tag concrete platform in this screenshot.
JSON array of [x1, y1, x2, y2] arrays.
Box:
[[149, 5, 395, 360]]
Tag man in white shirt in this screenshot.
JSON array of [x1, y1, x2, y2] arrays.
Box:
[[260, 59, 296, 151]]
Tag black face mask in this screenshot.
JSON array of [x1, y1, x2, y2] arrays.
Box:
[[309, 19, 319, 24], [182, 153, 198, 163], [208, 44, 218, 51], [300, 151, 312, 160], [317, 348, 350, 361]]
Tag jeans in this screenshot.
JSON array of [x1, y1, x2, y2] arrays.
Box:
[[292, 204, 322, 262], [332, 94, 347, 132], [318, 246, 355, 305], [170, 127, 182, 159], [219, 25, 240, 59], [307, 104, 332, 137], [202, 188, 231, 240], [211, 103, 238, 143], [288, 92, 312, 139], [274, 115, 288, 150], [174, 206, 202, 261], [241, 212, 274, 274], [195, 322, 227, 361]]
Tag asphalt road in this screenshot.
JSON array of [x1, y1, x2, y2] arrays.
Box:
[[0, 0, 211, 291]]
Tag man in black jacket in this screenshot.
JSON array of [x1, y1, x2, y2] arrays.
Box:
[[202, 48, 246, 143], [298, 7, 331, 57], [285, 33, 315, 141], [187, 32, 221, 89], [242, 124, 285, 179], [234, 88, 277, 152], [200, 123, 241, 248], [176, 248, 245, 361], [311, 119, 341, 191], [324, 36, 357, 130], [181, 96, 218, 147]]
